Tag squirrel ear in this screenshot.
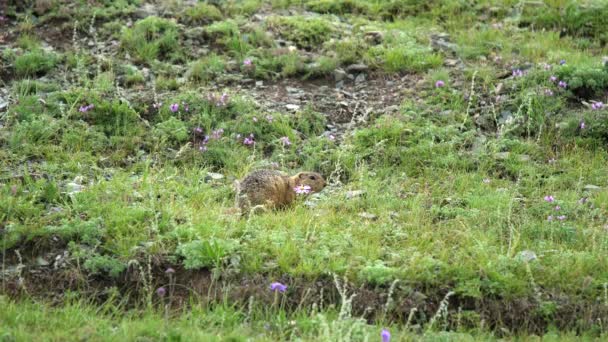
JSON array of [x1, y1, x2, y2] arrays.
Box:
[[298, 173, 306, 179]]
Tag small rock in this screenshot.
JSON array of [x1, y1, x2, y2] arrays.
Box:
[[498, 110, 513, 124], [345, 63, 369, 73], [134, 3, 158, 18], [584, 184, 602, 191], [495, 152, 510, 160], [346, 190, 366, 199], [444, 58, 460, 67], [240, 78, 255, 85], [383, 105, 399, 114], [333, 68, 347, 82], [358, 212, 378, 221], [36, 257, 50, 266], [205, 172, 224, 182], [364, 31, 383, 44], [355, 73, 366, 84], [255, 81, 264, 87], [519, 154, 531, 162], [517, 250, 537, 262], [286, 104, 300, 111], [66, 182, 85, 194]]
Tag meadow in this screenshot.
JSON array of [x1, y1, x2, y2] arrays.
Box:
[[1, 0, 608, 340]]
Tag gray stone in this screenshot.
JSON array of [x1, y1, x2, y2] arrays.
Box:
[[333, 68, 347, 82], [346, 190, 366, 199], [205, 172, 224, 182], [517, 250, 537, 262], [345, 63, 369, 73], [36, 257, 50, 266], [495, 152, 510, 160], [286, 104, 300, 111], [134, 3, 158, 19], [355, 73, 366, 84], [358, 212, 378, 221], [584, 184, 602, 191], [66, 182, 85, 194], [364, 31, 383, 44]]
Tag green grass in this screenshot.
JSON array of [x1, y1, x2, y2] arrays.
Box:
[[2, 0, 608, 339]]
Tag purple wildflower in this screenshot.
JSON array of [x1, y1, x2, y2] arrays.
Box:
[[182, 102, 190, 112], [557, 215, 567, 221], [279, 136, 291, 146], [328, 134, 335, 141], [554, 205, 561, 211], [544, 195, 555, 202], [294, 184, 312, 195], [547, 215, 553, 222], [170, 103, 179, 112], [591, 101, 604, 110], [211, 128, 224, 140], [549, 76, 557, 82], [165, 268, 175, 274], [79, 104, 94, 113], [156, 287, 166, 297], [202, 135, 209, 144], [153, 102, 163, 109], [558, 81, 567, 88], [199, 145, 208, 152], [243, 133, 255, 145], [544, 89, 554, 96], [435, 80, 445, 88], [381, 329, 391, 342], [580, 121, 586, 129], [559, 59, 566, 65], [270, 282, 287, 293], [266, 115, 274, 123], [194, 127, 203, 133], [216, 93, 229, 107], [512, 69, 524, 77], [243, 58, 253, 66]]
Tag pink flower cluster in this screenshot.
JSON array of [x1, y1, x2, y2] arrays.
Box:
[[79, 104, 94, 113]]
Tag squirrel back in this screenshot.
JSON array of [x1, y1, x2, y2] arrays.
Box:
[[237, 169, 326, 212]]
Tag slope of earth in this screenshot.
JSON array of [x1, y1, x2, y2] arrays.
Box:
[[1, 0, 608, 340]]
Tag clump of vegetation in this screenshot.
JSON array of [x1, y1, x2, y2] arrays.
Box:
[[120, 16, 180, 63], [365, 31, 442, 72], [186, 54, 225, 83], [181, 3, 223, 24], [13, 49, 58, 77], [555, 63, 608, 100], [306, 0, 370, 15], [521, 1, 608, 44], [267, 16, 334, 50]]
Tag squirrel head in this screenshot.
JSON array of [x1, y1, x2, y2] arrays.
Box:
[[293, 172, 326, 193]]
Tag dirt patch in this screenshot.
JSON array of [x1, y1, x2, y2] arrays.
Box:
[[243, 73, 415, 123], [2, 250, 607, 335]]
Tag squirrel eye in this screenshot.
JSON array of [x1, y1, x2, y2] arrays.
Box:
[[310, 176, 316, 180]]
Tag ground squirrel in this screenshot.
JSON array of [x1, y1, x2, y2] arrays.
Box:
[[236, 169, 326, 213]]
